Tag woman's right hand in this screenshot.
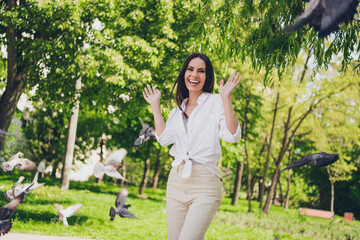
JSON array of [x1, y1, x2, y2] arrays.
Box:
[[143, 84, 161, 106]]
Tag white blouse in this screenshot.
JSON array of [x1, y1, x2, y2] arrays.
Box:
[[155, 92, 241, 179]]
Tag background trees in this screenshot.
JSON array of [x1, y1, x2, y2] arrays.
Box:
[[0, 0, 359, 218]]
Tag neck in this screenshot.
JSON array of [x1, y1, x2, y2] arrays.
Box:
[[188, 91, 203, 106]]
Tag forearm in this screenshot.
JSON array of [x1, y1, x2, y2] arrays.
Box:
[[151, 103, 166, 136], [221, 95, 239, 135]]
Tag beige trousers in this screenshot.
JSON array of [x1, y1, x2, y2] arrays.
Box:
[[166, 163, 223, 240]]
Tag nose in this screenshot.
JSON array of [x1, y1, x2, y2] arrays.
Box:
[[190, 70, 198, 78]]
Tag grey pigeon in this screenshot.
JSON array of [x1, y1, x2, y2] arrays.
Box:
[[5, 173, 45, 201], [93, 149, 127, 180], [133, 120, 155, 147], [281, 152, 339, 171], [54, 203, 83, 227], [1, 152, 36, 172], [283, 0, 359, 38], [0, 184, 33, 236], [109, 188, 137, 220]]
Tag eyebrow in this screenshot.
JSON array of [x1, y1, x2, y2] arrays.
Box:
[[188, 65, 206, 70]]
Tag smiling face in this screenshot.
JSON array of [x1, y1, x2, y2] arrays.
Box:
[[184, 57, 206, 94]]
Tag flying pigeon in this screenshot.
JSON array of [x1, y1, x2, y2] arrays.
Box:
[[1, 152, 36, 172], [0, 184, 33, 236], [93, 149, 127, 180], [53, 203, 83, 227], [281, 152, 339, 171], [109, 188, 137, 220], [5, 173, 45, 201], [0, 130, 13, 137], [133, 119, 155, 147], [283, 0, 359, 38]]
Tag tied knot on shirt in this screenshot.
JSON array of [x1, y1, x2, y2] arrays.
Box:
[[172, 155, 194, 179]]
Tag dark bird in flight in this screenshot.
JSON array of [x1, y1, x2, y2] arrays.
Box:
[[1, 152, 36, 172], [0, 184, 32, 236], [110, 188, 137, 220], [283, 0, 359, 38], [281, 152, 339, 171], [133, 119, 155, 147]]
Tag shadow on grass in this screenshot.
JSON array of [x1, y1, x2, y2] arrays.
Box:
[[13, 209, 90, 225]]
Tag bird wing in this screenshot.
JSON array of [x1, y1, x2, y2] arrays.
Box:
[[139, 123, 150, 136], [281, 154, 313, 171], [37, 161, 46, 172], [93, 162, 105, 179], [0, 220, 12, 236], [313, 152, 339, 167], [7, 152, 24, 162], [283, 0, 324, 32], [1, 159, 19, 172], [104, 166, 124, 179], [133, 136, 145, 147], [115, 188, 128, 208], [61, 203, 82, 218], [118, 208, 137, 219], [319, 0, 358, 37], [105, 149, 127, 166], [0, 192, 26, 220], [15, 158, 36, 171]]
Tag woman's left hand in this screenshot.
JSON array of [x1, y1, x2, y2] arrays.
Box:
[[219, 70, 242, 99]]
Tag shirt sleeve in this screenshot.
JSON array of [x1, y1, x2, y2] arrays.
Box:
[[218, 97, 242, 143], [155, 108, 176, 146]]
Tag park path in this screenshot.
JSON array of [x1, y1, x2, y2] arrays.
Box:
[[2, 233, 96, 240]]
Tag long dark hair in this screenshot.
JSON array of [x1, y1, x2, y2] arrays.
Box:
[[170, 53, 215, 113]]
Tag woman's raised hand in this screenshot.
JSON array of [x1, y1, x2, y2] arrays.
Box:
[[143, 84, 161, 106], [219, 70, 242, 99]]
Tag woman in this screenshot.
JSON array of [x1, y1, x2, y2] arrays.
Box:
[[143, 53, 241, 240]]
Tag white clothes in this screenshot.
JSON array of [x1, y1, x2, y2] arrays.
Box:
[[155, 92, 241, 178]]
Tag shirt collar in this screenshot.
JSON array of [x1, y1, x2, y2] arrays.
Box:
[[180, 92, 211, 109]]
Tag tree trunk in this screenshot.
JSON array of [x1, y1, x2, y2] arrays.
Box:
[[326, 167, 335, 212], [139, 156, 151, 195], [152, 148, 161, 189], [264, 106, 293, 214], [242, 94, 251, 212], [96, 137, 105, 184], [285, 149, 293, 209], [0, 0, 26, 150], [259, 92, 279, 208], [61, 78, 81, 190], [231, 158, 244, 205]]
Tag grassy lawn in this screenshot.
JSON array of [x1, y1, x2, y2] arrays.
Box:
[[0, 174, 359, 240]]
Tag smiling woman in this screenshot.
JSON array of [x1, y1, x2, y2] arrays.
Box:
[[142, 52, 242, 240]]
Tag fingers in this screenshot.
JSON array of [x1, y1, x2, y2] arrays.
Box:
[[143, 84, 160, 100]]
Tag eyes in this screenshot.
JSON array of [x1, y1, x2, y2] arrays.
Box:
[[187, 67, 205, 73]]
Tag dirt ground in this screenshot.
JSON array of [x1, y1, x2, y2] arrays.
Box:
[[2, 233, 96, 240]]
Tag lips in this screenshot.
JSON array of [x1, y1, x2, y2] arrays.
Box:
[[189, 79, 200, 85]]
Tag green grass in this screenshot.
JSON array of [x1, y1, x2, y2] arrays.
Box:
[[0, 175, 359, 240]]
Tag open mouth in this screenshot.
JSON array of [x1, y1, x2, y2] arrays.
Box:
[[189, 79, 200, 85]]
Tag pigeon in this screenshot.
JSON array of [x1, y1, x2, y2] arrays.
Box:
[[37, 160, 46, 174], [93, 149, 127, 180], [1, 152, 36, 172], [283, 0, 359, 38], [5, 173, 45, 201], [53, 203, 83, 227], [133, 119, 155, 147], [281, 152, 339, 171], [0, 130, 14, 137], [0, 184, 33, 236], [109, 188, 137, 220]]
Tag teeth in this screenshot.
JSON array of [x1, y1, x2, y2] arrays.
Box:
[[189, 80, 199, 84]]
